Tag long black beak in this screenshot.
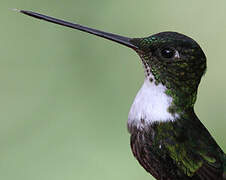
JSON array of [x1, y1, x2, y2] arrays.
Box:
[[17, 10, 138, 49]]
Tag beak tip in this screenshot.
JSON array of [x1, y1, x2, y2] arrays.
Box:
[[11, 8, 22, 13]]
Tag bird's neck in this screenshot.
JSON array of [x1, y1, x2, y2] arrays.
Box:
[[128, 74, 197, 132]]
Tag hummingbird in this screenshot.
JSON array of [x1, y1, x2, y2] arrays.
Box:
[[17, 10, 226, 180]]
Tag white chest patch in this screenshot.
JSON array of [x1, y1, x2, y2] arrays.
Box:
[[128, 76, 177, 129]]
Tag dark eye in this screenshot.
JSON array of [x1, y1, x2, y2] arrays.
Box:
[[160, 48, 176, 59]]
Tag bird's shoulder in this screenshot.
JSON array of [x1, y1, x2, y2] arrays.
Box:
[[148, 113, 225, 179]]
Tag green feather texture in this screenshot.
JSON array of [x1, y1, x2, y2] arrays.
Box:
[[130, 32, 206, 115], [129, 32, 225, 179], [136, 110, 225, 179]]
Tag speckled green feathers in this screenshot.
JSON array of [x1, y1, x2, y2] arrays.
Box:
[[131, 109, 226, 179], [154, 111, 225, 179], [130, 32, 206, 115]]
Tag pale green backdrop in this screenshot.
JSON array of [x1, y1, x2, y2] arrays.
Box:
[[0, 0, 225, 180]]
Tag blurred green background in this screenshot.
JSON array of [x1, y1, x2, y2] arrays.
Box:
[[0, 0, 225, 180]]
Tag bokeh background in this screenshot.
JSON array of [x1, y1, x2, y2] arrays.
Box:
[[1, 0, 226, 180]]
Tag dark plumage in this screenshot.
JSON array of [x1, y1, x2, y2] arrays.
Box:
[[129, 109, 225, 180]]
